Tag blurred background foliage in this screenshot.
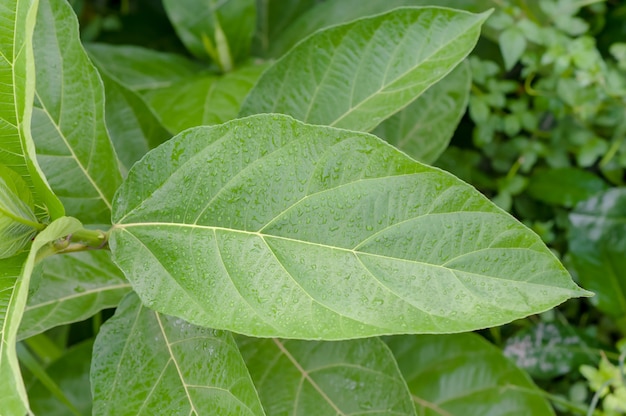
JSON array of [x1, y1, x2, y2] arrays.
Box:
[[61, 0, 626, 414]]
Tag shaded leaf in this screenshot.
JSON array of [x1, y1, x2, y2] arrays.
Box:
[[31, 0, 123, 224], [240, 7, 489, 132], [1, 216, 84, 414], [527, 167, 607, 208], [143, 62, 269, 134], [503, 321, 599, 380], [386, 334, 555, 415], [85, 43, 205, 93], [163, 0, 256, 68], [110, 114, 588, 340], [18, 251, 130, 340], [372, 61, 471, 164], [267, 0, 492, 58], [91, 293, 264, 416], [499, 26, 526, 70], [568, 188, 626, 318], [27, 339, 93, 416], [238, 337, 415, 416], [0, 0, 63, 220]]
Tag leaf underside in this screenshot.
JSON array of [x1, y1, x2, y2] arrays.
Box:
[[111, 114, 587, 340]]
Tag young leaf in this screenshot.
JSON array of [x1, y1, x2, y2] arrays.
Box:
[[372, 61, 471, 164], [163, 0, 256, 68], [503, 321, 599, 379], [386, 334, 555, 415], [85, 43, 205, 93], [142, 63, 269, 134], [0, 0, 63, 220], [31, 0, 123, 224], [27, 339, 93, 416], [110, 114, 589, 340], [240, 7, 490, 132], [0, 216, 84, 414], [569, 189, 626, 318], [238, 337, 416, 415], [267, 0, 491, 58], [18, 251, 131, 340], [91, 293, 265, 416]]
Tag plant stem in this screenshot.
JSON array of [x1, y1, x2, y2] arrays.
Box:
[[0, 206, 45, 231], [69, 228, 108, 248]]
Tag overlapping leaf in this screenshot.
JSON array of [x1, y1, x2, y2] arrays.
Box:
[[110, 114, 588, 339], [386, 334, 555, 415], [31, 0, 122, 224], [18, 251, 131, 340], [240, 7, 489, 132], [238, 337, 415, 415], [91, 293, 264, 416], [373, 61, 471, 164]]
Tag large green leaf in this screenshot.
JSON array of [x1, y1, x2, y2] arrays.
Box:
[[238, 337, 416, 415], [386, 334, 555, 415], [163, 0, 256, 69], [85, 43, 205, 93], [0, 216, 84, 414], [91, 293, 264, 416], [99, 70, 170, 174], [110, 114, 588, 340], [372, 61, 471, 164], [18, 250, 131, 340], [143, 62, 269, 134], [240, 7, 489, 132], [0, 0, 63, 220], [568, 188, 626, 319], [27, 339, 93, 416], [31, 0, 123, 224], [266, 1, 492, 58], [503, 321, 598, 380]]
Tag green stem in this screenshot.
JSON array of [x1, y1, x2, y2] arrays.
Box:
[[0, 206, 45, 231], [69, 228, 108, 248]]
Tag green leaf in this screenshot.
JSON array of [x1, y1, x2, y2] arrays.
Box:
[[267, 0, 492, 58], [85, 43, 205, 93], [372, 61, 471, 164], [31, 0, 123, 224], [240, 7, 490, 132], [499, 26, 527, 70], [143, 62, 269, 134], [91, 293, 264, 416], [386, 334, 555, 415], [27, 339, 93, 416], [252, 0, 319, 56], [503, 321, 598, 380], [527, 167, 607, 208], [0, 0, 63, 220], [18, 250, 131, 340], [569, 188, 626, 318], [238, 337, 416, 415], [163, 0, 256, 68], [110, 114, 588, 340], [99, 70, 170, 174], [1, 216, 84, 414], [0, 164, 42, 258]]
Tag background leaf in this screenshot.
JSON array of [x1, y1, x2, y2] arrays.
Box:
[[163, 0, 256, 68], [31, 0, 123, 224], [503, 321, 599, 380], [91, 293, 264, 416], [527, 167, 607, 208], [110, 114, 587, 340], [0, 0, 63, 220], [240, 7, 489, 132], [386, 333, 555, 415], [1, 216, 83, 414], [18, 250, 131, 340], [26, 339, 93, 416], [568, 188, 626, 319], [143, 62, 269, 134], [238, 337, 416, 416], [372, 61, 471, 164]]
